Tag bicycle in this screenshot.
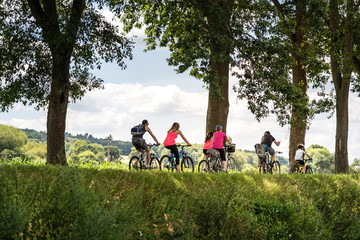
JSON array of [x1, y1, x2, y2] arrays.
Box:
[[255, 143, 281, 174], [291, 159, 313, 174], [160, 145, 194, 172], [198, 145, 237, 173], [129, 144, 160, 171]]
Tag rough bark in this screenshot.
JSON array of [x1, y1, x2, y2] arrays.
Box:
[[289, 60, 307, 168], [47, 57, 71, 165], [329, 0, 352, 173], [206, 63, 230, 134]]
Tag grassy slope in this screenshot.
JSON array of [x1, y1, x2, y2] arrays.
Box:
[[1, 164, 360, 240]]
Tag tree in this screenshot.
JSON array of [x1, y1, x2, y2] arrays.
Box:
[[306, 145, 335, 173], [327, 0, 360, 173], [0, 0, 133, 164], [109, 146, 121, 161], [0, 124, 28, 155], [235, 0, 329, 168], [121, 0, 255, 134]]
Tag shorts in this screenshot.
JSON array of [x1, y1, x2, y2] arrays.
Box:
[[296, 160, 305, 165], [203, 149, 209, 155], [268, 147, 275, 156], [214, 148, 226, 161], [132, 138, 147, 151]]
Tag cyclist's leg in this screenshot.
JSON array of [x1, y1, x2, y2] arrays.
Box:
[[268, 147, 275, 162], [203, 149, 208, 161], [166, 145, 180, 171], [216, 149, 226, 171]]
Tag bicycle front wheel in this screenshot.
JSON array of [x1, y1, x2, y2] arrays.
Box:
[[305, 166, 313, 174], [150, 157, 160, 170], [227, 157, 237, 173], [181, 156, 194, 172], [129, 156, 142, 171], [198, 160, 210, 173], [271, 161, 281, 174], [160, 155, 174, 171]]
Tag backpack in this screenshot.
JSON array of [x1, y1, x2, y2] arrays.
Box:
[[131, 124, 144, 136]]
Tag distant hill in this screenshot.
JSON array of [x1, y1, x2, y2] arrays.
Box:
[[22, 129, 133, 155]]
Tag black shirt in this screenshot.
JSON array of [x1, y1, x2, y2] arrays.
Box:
[[261, 134, 275, 147]]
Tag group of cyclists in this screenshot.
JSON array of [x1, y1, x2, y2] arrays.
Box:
[[131, 119, 312, 173]]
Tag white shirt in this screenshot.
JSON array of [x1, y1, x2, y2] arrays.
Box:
[[295, 149, 305, 160]]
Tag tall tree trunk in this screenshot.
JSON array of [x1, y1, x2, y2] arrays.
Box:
[[203, 0, 233, 135], [288, 0, 308, 169], [329, 0, 353, 173], [47, 56, 70, 165], [289, 62, 307, 168], [206, 63, 230, 134]]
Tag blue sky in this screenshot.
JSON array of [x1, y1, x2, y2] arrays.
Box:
[[1, 10, 359, 163]]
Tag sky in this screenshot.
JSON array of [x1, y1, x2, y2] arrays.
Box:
[[1, 10, 360, 163]]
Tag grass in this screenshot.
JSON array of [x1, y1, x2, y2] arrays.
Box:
[[1, 162, 360, 239]]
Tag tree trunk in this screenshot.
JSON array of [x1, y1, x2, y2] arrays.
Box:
[[329, 0, 353, 173], [288, 0, 308, 169], [289, 61, 307, 169], [203, 0, 233, 135], [47, 57, 70, 165], [334, 91, 349, 173], [206, 63, 230, 134]]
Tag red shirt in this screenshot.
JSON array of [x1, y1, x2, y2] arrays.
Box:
[[164, 132, 178, 146], [212, 131, 227, 149]]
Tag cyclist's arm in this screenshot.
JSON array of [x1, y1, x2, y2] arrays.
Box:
[[226, 137, 234, 147], [145, 126, 160, 145], [305, 153, 312, 159], [177, 130, 191, 146], [273, 140, 281, 146]]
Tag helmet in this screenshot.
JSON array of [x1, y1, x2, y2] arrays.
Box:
[[298, 144, 305, 149], [216, 125, 222, 130]]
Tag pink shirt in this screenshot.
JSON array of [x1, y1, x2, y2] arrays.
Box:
[[203, 139, 213, 149], [212, 131, 227, 149], [164, 132, 178, 146]]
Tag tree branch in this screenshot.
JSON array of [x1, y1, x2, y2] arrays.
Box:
[[27, 0, 47, 29], [66, 0, 86, 44], [271, 0, 295, 43]]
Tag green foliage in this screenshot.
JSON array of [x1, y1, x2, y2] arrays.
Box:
[[306, 145, 335, 174], [0, 124, 28, 153], [1, 164, 360, 239], [0, 0, 133, 110]]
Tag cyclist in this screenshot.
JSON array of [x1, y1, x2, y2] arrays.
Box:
[[203, 131, 214, 161], [163, 122, 192, 172], [295, 144, 312, 173], [131, 119, 160, 167], [260, 131, 280, 164], [213, 125, 234, 172]]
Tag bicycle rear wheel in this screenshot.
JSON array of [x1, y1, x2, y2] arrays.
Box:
[[305, 166, 313, 174], [271, 161, 281, 174], [160, 155, 174, 171], [291, 164, 300, 174], [181, 156, 194, 172], [129, 156, 142, 171], [198, 160, 210, 173], [150, 157, 160, 170], [226, 157, 237, 173]]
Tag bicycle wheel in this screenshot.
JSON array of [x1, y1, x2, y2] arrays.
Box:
[[259, 162, 267, 174], [198, 160, 210, 173], [181, 156, 194, 172], [291, 164, 300, 173], [227, 157, 237, 173], [150, 157, 160, 170], [160, 155, 174, 171], [129, 156, 142, 171], [305, 166, 313, 174], [271, 161, 281, 174]]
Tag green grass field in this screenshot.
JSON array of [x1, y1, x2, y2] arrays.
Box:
[[1, 163, 359, 239]]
